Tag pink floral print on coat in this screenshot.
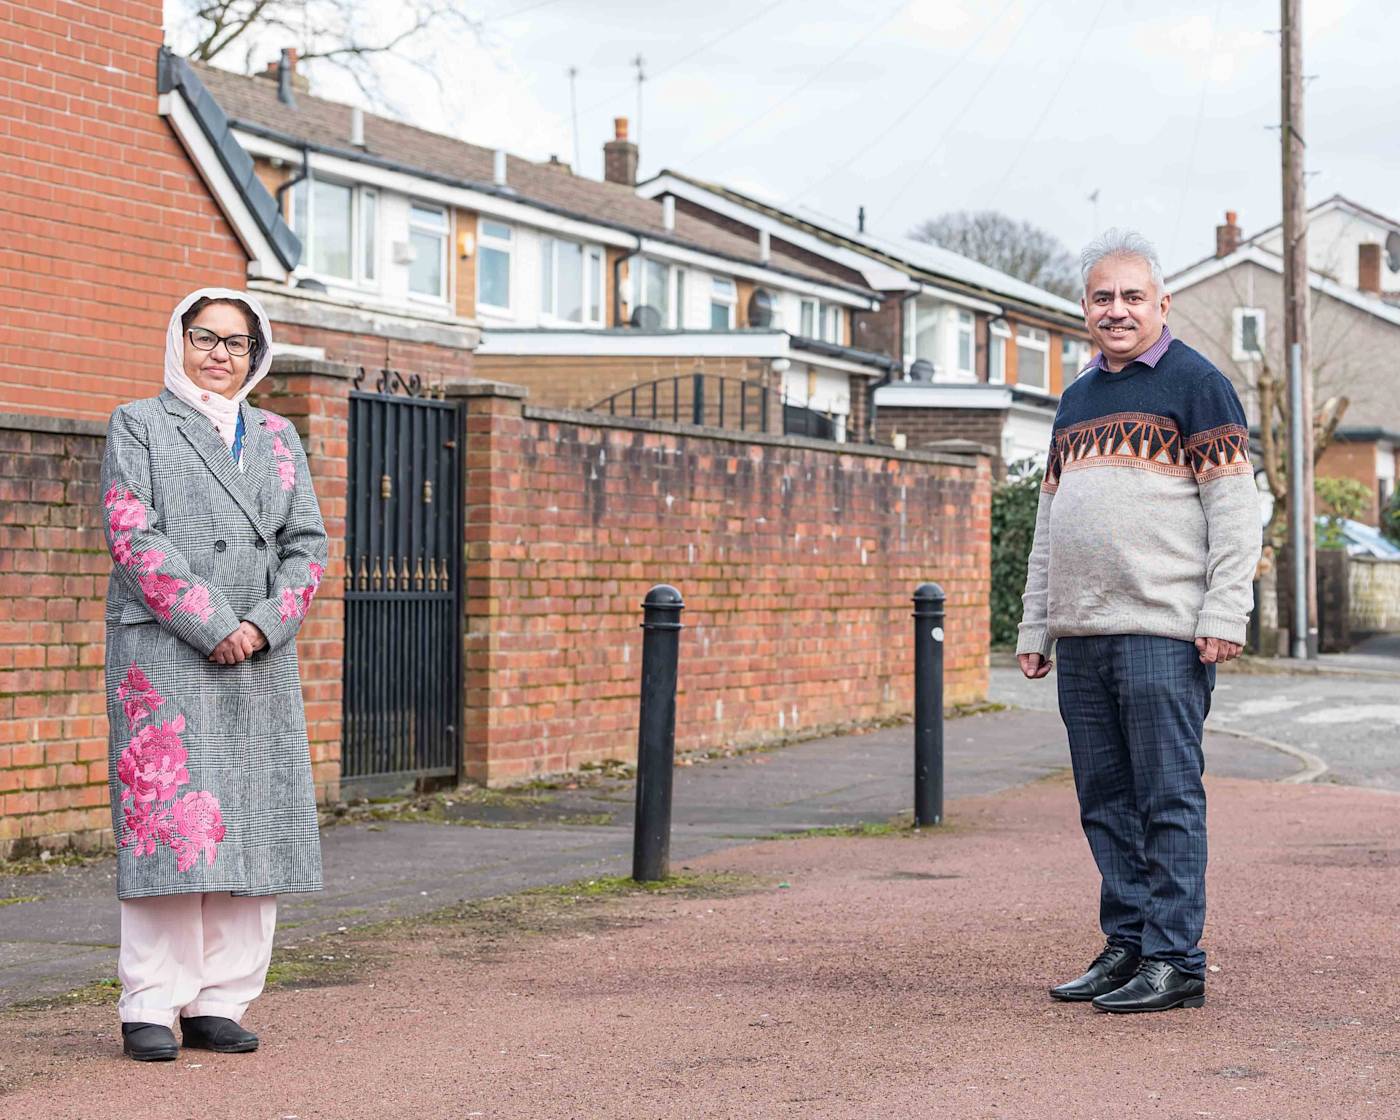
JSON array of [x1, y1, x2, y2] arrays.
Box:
[[138, 570, 189, 621], [106, 491, 148, 534], [115, 661, 226, 871], [116, 664, 164, 728], [263, 413, 290, 433], [178, 584, 215, 623], [271, 436, 298, 491]]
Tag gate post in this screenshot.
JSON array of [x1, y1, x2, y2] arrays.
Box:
[[912, 583, 945, 827], [633, 584, 684, 882]]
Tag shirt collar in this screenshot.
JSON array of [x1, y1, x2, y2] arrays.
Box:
[[1089, 323, 1173, 372]]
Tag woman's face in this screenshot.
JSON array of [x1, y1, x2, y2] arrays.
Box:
[[182, 303, 255, 400]]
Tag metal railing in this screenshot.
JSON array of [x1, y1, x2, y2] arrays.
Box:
[[589, 373, 841, 441]]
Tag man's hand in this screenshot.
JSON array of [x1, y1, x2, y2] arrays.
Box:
[[209, 622, 268, 665], [1194, 636, 1242, 665], [1018, 652, 1054, 680]]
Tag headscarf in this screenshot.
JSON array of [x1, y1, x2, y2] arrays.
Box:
[[164, 288, 274, 452]]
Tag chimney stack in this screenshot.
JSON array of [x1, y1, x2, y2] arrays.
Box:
[[261, 48, 309, 103], [350, 107, 364, 147], [1358, 242, 1382, 294], [604, 117, 638, 186], [493, 150, 507, 187], [1215, 209, 1241, 258]]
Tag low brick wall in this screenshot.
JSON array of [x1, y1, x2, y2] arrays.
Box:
[[1350, 556, 1400, 635], [875, 406, 1007, 478], [457, 385, 992, 786]]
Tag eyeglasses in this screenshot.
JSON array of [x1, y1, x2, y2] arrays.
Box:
[[187, 327, 255, 358]]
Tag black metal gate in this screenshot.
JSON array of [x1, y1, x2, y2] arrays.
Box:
[[343, 369, 463, 794]]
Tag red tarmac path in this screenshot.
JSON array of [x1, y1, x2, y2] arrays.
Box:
[[4, 774, 1397, 1119]]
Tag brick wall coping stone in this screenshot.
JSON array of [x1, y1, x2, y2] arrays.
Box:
[[0, 411, 107, 437], [267, 357, 359, 379]]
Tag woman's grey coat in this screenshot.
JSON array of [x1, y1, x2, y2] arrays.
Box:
[[101, 390, 328, 900]]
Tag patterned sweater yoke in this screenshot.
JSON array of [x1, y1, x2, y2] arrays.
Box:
[[1017, 330, 1263, 657]]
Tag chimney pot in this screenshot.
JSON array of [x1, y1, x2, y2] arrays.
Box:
[[493, 150, 507, 187], [603, 119, 639, 187], [1215, 209, 1241, 259], [1358, 242, 1382, 294]]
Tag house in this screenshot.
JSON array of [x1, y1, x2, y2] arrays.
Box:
[[1169, 204, 1400, 525], [175, 57, 890, 441], [636, 172, 1093, 474]]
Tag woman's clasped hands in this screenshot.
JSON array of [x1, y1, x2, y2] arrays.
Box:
[[209, 621, 268, 665]]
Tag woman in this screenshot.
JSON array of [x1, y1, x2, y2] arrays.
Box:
[[101, 288, 327, 1061]]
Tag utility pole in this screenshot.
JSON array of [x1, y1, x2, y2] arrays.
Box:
[[1281, 0, 1316, 658]]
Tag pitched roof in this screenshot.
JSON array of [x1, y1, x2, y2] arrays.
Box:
[[190, 62, 874, 298], [645, 171, 1084, 321]]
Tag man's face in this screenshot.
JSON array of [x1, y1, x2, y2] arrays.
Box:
[[1081, 254, 1170, 370]]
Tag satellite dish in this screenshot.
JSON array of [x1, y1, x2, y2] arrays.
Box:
[[747, 288, 774, 328], [1386, 231, 1400, 273], [630, 304, 662, 330], [907, 359, 935, 382]]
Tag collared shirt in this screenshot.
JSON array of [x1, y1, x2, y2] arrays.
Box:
[[1088, 323, 1173, 373]]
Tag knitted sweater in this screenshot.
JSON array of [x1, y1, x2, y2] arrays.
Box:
[[1017, 331, 1262, 657]]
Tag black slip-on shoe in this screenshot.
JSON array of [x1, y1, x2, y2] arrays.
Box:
[[179, 1014, 259, 1053], [1091, 959, 1206, 1013], [1049, 941, 1142, 1002], [121, 1021, 179, 1061]]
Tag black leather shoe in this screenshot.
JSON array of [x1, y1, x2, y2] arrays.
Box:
[[1092, 959, 1206, 1013], [121, 1022, 179, 1061], [180, 1015, 259, 1053], [1049, 941, 1141, 1001]]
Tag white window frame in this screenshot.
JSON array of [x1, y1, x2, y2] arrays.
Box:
[[1232, 306, 1266, 361], [955, 309, 975, 377], [407, 201, 450, 304], [709, 276, 736, 330], [291, 175, 378, 290], [477, 219, 514, 315], [1016, 325, 1050, 390], [632, 257, 675, 327], [539, 235, 605, 326], [988, 319, 1010, 384], [673, 268, 686, 329]]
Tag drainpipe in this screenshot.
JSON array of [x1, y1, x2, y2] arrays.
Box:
[[613, 236, 643, 327], [275, 145, 311, 228]]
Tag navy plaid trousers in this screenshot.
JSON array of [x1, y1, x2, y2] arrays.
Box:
[[1055, 635, 1215, 978]]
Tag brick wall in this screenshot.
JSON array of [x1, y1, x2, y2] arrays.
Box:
[[852, 294, 902, 363], [875, 407, 1005, 477], [0, 358, 348, 857], [0, 414, 109, 855], [1318, 438, 1384, 525], [0, 0, 250, 422], [455, 385, 991, 786]]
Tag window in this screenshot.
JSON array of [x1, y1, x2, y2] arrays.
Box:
[[823, 304, 842, 344], [800, 299, 816, 338], [1232, 307, 1265, 361], [1062, 336, 1091, 380], [988, 320, 1010, 384], [710, 277, 736, 329], [637, 258, 671, 325], [1016, 326, 1049, 390], [478, 220, 512, 311], [673, 269, 686, 328], [408, 204, 449, 300], [291, 177, 377, 286], [956, 310, 974, 375], [540, 237, 602, 324]]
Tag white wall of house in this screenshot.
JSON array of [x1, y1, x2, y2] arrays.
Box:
[[1003, 406, 1054, 470]]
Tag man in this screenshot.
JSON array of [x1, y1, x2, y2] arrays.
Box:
[[1018, 229, 1261, 1013]]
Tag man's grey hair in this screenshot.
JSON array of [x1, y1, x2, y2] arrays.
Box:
[[1080, 228, 1168, 297]]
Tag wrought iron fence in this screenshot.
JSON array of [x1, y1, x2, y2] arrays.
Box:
[[589, 373, 840, 440]]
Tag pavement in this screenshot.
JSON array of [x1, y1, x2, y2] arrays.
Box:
[[2, 655, 1397, 1117], [0, 707, 1297, 1011]]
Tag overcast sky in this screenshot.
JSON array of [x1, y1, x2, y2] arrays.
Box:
[[173, 0, 1400, 276]]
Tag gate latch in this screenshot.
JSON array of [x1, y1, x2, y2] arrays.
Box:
[[422, 479, 433, 505], [380, 473, 392, 500]]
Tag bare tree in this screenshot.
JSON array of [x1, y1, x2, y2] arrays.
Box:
[[168, 1, 481, 103], [908, 210, 1080, 299]]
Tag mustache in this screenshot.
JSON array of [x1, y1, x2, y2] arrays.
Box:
[[1098, 319, 1136, 329]]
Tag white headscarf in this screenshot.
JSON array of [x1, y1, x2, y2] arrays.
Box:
[[164, 288, 274, 451]]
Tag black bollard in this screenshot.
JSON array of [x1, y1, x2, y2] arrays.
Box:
[[912, 583, 946, 827], [632, 584, 685, 882]]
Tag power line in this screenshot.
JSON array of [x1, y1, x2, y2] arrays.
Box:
[[878, 0, 1047, 216], [1167, 0, 1226, 264], [684, 0, 913, 165], [983, 0, 1110, 211], [577, 0, 791, 117], [786, 0, 1022, 207]]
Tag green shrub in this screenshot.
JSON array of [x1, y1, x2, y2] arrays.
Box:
[[1382, 488, 1400, 546], [1314, 475, 1372, 550], [990, 459, 1044, 647]]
